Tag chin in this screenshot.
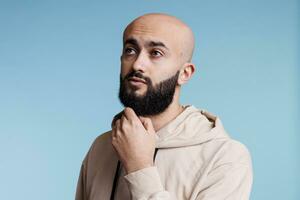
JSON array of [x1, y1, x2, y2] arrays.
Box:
[[127, 85, 147, 94], [132, 89, 147, 97]]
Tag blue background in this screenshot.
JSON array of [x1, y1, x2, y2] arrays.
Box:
[[0, 0, 299, 199]]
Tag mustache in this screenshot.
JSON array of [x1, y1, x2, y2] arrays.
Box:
[[124, 71, 150, 83]]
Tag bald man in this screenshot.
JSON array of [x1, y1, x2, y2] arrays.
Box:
[[75, 13, 253, 200]]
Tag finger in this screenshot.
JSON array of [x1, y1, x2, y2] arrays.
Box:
[[112, 119, 121, 130], [123, 107, 139, 121], [139, 116, 147, 127], [111, 126, 116, 138], [120, 112, 128, 124], [139, 117, 155, 133], [115, 119, 121, 127], [112, 119, 121, 137], [111, 111, 123, 128], [111, 119, 117, 134], [111, 129, 118, 146]]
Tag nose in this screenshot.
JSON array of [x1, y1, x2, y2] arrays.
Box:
[[132, 51, 148, 73]]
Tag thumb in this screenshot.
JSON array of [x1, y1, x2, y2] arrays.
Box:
[[139, 117, 155, 134]]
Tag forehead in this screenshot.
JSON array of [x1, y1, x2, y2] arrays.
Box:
[[123, 19, 181, 52]]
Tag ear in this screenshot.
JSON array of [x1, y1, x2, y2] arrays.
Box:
[[178, 62, 196, 85]]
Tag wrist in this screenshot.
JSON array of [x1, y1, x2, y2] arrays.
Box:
[[125, 162, 154, 174]]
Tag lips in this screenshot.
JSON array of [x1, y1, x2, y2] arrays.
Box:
[[128, 77, 146, 84]]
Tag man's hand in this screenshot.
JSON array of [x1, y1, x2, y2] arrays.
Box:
[[111, 107, 156, 174]]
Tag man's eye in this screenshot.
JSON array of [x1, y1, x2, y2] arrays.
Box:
[[151, 50, 163, 57], [124, 47, 136, 55]]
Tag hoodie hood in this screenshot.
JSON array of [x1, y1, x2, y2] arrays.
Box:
[[111, 105, 230, 149], [155, 105, 230, 148]]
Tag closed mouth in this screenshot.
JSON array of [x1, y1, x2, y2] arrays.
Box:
[[128, 77, 146, 84]]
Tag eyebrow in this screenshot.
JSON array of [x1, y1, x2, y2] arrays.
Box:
[[123, 38, 169, 50]]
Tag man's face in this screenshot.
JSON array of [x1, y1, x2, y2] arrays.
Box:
[[118, 17, 184, 116]]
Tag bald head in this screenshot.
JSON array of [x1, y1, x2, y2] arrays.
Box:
[[119, 13, 196, 115], [123, 13, 195, 63]]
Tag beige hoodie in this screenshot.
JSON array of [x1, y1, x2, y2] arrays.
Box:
[[75, 105, 253, 200]]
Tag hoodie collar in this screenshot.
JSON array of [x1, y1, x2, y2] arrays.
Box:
[[155, 105, 230, 148]]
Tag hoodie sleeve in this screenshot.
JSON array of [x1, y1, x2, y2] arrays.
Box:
[[75, 163, 87, 200], [123, 166, 173, 200], [75, 141, 94, 200], [195, 162, 253, 200]]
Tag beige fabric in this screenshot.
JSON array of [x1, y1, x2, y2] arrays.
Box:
[[75, 105, 253, 200]]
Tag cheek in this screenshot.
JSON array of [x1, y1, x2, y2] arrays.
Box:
[[151, 70, 171, 84], [153, 69, 179, 86], [120, 62, 130, 78], [148, 65, 169, 84]]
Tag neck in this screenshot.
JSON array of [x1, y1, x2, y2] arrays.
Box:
[[147, 89, 185, 132]]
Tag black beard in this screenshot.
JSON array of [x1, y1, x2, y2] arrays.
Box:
[[118, 70, 180, 116]]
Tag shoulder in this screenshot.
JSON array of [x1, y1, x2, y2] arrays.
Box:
[[92, 130, 113, 148], [208, 138, 252, 167], [82, 130, 114, 164], [90, 130, 113, 153]]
